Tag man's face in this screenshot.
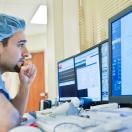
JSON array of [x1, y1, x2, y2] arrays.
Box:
[[0, 31, 28, 73]]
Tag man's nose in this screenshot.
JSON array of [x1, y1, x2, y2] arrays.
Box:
[[21, 47, 29, 58]]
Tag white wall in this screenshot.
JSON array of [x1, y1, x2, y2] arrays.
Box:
[[46, 0, 80, 99], [27, 34, 47, 53], [63, 0, 80, 57], [46, 0, 57, 99]]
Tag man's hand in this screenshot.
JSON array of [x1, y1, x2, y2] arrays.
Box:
[[12, 63, 37, 114], [19, 63, 37, 88]]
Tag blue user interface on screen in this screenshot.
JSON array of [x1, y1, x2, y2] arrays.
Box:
[[101, 42, 109, 101], [58, 58, 77, 101], [112, 12, 132, 96]]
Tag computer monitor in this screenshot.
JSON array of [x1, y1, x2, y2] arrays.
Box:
[[109, 5, 132, 104], [75, 45, 101, 101], [58, 57, 77, 101], [99, 40, 109, 101]]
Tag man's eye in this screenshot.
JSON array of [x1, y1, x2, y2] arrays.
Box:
[[17, 43, 25, 48]]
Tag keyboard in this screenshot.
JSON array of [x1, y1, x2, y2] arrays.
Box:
[[80, 109, 122, 122], [36, 109, 132, 132], [90, 103, 119, 110], [86, 116, 132, 132], [35, 103, 132, 132], [36, 115, 102, 132]]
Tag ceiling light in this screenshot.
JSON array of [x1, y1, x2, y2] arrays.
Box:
[[31, 5, 47, 24]]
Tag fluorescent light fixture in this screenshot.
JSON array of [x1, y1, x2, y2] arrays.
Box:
[[31, 5, 47, 24]]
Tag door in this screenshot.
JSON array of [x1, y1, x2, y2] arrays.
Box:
[[26, 52, 45, 112]]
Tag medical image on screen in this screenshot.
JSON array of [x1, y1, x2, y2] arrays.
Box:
[[75, 47, 101, 101]]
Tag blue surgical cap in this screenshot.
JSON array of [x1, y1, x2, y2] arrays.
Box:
[[0, 13, 26, 41]]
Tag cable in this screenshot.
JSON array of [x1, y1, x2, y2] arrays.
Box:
[[53, 122, 83, 132]]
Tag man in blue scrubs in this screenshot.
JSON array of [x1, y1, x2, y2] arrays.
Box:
[[0, 14, 37, 131]]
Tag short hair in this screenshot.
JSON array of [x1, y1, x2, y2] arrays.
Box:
[[1, 37, 9, 47]]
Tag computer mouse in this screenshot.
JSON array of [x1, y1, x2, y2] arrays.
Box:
[[9, 126, 42, 132]]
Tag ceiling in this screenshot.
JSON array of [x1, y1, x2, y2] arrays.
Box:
[[0, 0, 47, 36]]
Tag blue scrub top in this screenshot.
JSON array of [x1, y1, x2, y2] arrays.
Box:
[[0, 74, 11, 101]]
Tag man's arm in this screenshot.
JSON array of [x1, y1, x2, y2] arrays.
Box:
[[0, 93, 21, 132], [12, 64, 36, 115]]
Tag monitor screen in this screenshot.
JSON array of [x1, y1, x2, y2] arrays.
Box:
[[58, 58, 77, 101], [100, 40, 109, 101], [109, 5, 132, 104], [75, 46, 101, 101]]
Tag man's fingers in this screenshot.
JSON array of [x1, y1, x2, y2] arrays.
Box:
[[29, 65, 36, 77], [20, 64, 37, 79]]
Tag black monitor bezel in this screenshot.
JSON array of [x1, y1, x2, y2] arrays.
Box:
[[109, 5, 132, 104], [98, 39, 109, 103], [74, 44, 102, 103], [57, 56, 78, 101]]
